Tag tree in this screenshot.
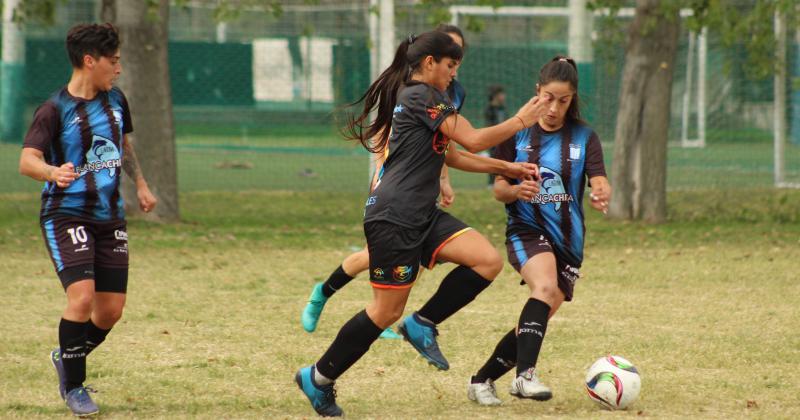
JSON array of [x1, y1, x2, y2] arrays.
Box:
[[104, 0, 179, 222], [605, 0, 680, 223]]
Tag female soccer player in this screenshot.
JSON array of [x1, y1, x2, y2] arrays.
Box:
[[18, 23, 157, 416], [295, 30, 549, 417], [300, 24, 468, 339], [466, 56, 612, 406]]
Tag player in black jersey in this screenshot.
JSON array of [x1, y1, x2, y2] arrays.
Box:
[[19, 23, 156, 417], [295, 30, 550, 417], [300, 25, 468, 340], [467, 56, 611, 406]]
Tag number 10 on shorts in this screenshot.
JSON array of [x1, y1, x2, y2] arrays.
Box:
[[67, 226, 88, 244]]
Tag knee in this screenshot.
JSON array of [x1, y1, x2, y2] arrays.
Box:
[[67, 291, 95, 317], [474, 250, 503, 280], [95, 306, 124, 326], [369, 306, 404, 329], [532, 283, 561, 305]]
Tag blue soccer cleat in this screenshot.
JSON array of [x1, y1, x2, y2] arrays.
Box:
[[65, 386, 99, 417], [301, 283, 329, 333], [50, 348, 67, 400], [398, 312, 449, 370], [295, 365, 343, 417], [379, 326, 402, 340]]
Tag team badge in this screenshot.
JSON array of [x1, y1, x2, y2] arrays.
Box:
[[392, 265, 413, 282], [373, 268, 385, 280]]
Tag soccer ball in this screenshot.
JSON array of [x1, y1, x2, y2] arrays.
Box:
[[585, 355, 641, 410]]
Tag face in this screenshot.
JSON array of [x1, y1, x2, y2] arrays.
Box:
[[536, 80, 574, 128], [445, 32, 464, 76], [423, 55, 459, 91], [85, 50, 121, 92]]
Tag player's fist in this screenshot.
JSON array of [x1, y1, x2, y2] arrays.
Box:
[[503, 162, 539, 181], [137, 184, 158, 213], [50, 162, 78, 188], [515, 178, 541, 202], [589, 177, 611, 214]]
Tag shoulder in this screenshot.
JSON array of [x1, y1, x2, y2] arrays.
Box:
[[108, 87, 128, 104], [568, 121, 597, 143]]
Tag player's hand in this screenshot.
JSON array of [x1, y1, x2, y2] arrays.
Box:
[[515, 178, 541, 202], [589, 178, 611, 214], [502, 162, 540, 182], [137, 183, 158, 213], [50, 162, 78, 188], [439, 178, 455, 208], [514, 95, 551, 128]]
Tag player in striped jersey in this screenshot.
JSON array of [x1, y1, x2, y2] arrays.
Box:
[[467, 56, 612, 406], [19, 23, 156, 417]]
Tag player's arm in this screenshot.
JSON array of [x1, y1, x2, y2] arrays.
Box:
[[19, 148, 77, 187], [439, 165, 454, 208], [122, 134, 157, 212], [439, 96, 549, 153], [493, 175, 539, 204], [588, 175, 611, 214], [445, 143, 538, 180]]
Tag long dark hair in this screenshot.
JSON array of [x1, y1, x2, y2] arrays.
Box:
[[538, 55, 582, 124], [342, 31, 463, 153], [435, 24, 466, 50]]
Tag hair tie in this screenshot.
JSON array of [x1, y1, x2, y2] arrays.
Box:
[[559, 58, 568, 62], [408, 34, 416, 45]]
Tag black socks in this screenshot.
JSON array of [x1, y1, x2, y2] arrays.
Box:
[[516, 298, 550, 375], [85, 320, 111, 355], [316, 310, 384, 380], [473, 328, 517, 383], [417, 265, 491, 324], [59, 318, 88, 392], [322, 265, 354, 298]]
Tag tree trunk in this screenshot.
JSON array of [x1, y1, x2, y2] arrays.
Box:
[[1, 0, 26, 142], [608, 0, 679, 223], [111, 0, 179, 222]]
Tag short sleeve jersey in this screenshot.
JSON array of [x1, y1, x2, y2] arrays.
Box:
[[23, 87, 133, 221], [447, 79, 466, 112], [494, 122, 606, 267], [364, 81, 456, 229]]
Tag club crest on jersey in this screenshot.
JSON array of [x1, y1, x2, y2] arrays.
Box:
[[393, 265, 413, 282], [532, 167, 574, 211], [77, 135, 121, 177], [569, 144, 581, 160]]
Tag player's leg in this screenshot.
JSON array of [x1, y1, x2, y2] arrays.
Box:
[[296, 221, 420, 416], [87, 219, 129, 356], [41, 217, 99, 416], [510, 251, 564, 401], [302, 247, 369, 332], [467, 328, 515, 406], [400, 214, 502, 370]]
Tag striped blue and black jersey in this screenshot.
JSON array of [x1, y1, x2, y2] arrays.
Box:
[[23, 87, 133, 222], [494, 122, 606, 267], [446, 79, 466, 112]]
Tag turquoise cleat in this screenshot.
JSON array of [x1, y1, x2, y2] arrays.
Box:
[[295, 365, 343, 417], [301, 283, 329, 332], [379, 327, 402, 340], [398, 312, 449, 370]]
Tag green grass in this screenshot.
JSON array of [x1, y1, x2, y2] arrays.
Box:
[[3, 127, 800, 194], [0, 189, 799, 418]]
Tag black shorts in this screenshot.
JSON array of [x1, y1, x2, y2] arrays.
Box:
[[505, 228, 579, 301], [365, 210, 471, 289], [40, 216, 129, 293]]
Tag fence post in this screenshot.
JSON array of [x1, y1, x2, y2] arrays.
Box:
[[1, 0, 26, 143]]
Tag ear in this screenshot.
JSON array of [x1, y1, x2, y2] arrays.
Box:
[[535, 83, 540, 94], [423, 55, 434, 69], [83, 54, 95, 69]]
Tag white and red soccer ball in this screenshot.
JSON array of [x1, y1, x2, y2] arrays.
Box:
[[585, 355, 641, 410]]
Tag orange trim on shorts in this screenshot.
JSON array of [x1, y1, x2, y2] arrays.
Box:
[[370, 281, 415, 290], [427, 227, 473, 269]]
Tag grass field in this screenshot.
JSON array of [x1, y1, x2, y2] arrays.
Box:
[[1, 188, 799, 419], [2, 124, 799, 194]]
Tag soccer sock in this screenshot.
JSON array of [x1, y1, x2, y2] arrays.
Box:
[[321, 265, 354, 298], [417, 265, 491, 324], [59, 318, 88, 392], [473, 328, 517, 383], [516, 298, 551, 375], [315, 309, 384, 381], [85, 320, 111, 356]]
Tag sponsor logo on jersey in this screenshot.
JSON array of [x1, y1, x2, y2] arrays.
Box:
[[393, 104, 404, 114], [392, 265, 413, 282], [365, 196, 377, 206], [426, 103, 453, 120], [532, 167, 573, 211], [77, 135, 121, 177]]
